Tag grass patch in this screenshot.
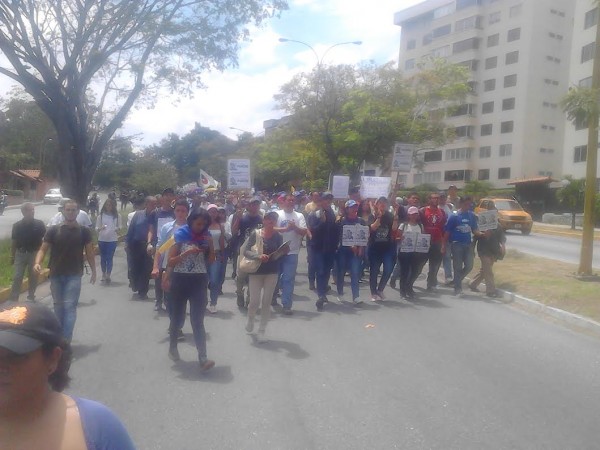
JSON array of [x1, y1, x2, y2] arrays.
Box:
[[0, 239, 14, 288], [472, 250, 600, 322]]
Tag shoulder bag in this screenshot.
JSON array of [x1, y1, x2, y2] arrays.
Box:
[[238, 229, 263, 274]]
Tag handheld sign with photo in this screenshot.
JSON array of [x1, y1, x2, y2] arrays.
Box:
[[331, 176, 350, 199], [360, 176, 391, 200], [227, 159, 251, 190], [342, 224, 369, 247], [477, 210, 498, 231], [415, 233, 431, 253], [392, 143, 415, 173], [400, 231, 418, 253]]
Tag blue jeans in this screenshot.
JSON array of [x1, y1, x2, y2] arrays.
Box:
[[336, 247, 362, 300], [279, 254, 299, 309], [368, 245, 396, 295], [451, 242, 474, 292], [98, 241, 118, 274], [314, 250, 335, 298], [207, 254, 223, 305], [50, 275, 82, 341], [443, 246, 453, 280]]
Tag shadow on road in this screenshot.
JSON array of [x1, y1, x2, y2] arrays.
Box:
[[77, 299, 97, 308], [251, 337, 310, 360], [71, 343, 101, 361], [172, 361, 234, 384], [207, 310, 235, 320], [411, 298, 449, 309]]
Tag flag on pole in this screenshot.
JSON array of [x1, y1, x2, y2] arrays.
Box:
[[199, 169, 218, 189]]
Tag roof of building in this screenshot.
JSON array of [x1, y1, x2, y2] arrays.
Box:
[[9, 169, 42, 182], [506, 176, 557, 186]]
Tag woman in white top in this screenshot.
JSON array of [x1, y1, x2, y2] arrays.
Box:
[[96, 198, 120, 284], [206, 205, 225, 314]]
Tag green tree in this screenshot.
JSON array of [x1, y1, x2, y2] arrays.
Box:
[[557, 176, 586, 230], [93, 136, 136, 189], [129, 158, 178, 195], [463, 180, 493, 201], [0, 0, 286, 204]]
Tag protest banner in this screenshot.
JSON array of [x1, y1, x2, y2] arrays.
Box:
[[227, 159, 251, 190], [392, 143, 414, 173], [331, 176, 350, 199], [360, 176, 391, 199], [415, 233, 431, 253]]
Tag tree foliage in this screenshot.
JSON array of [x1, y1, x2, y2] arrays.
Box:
[[0, 0, 286, 203], [272, 58, 469, 185], [129, 158, 178, 195], [463, 180, 493, 200]]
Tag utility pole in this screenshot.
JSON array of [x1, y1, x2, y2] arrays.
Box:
[[579, 6, 600, 276]]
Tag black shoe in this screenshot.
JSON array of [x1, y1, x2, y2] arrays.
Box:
[[469, 285, 480, 293], [400, 291, 407, 299], [390, 280, 397, 289], [271, 299, 279, 307], [282, 307, 293, 316], [168, 347, 180, 361], [322, 296, 329, 303], [237, 295, 245, 308], [139, 293, 148, 300], [177, 329, 185, 341], [309, 281, 316, 291], [316, 298, 325, 311], [407, 290, 416, 300]]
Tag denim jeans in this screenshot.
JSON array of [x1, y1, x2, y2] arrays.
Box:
[[279, 254, 299, 309], [426, 242, 443, 288], [50, 275, 82, 341], [314, 250, 335, 298], [336, 247, 362, 300], [368, 245, 396, 295], [169, 273, 208, 360], [207, 253, 224, 306], [451, 241, 474, 292], [443, 248, 453, 280], [10, 250, 37, 301], [98, 241, 118, 275]]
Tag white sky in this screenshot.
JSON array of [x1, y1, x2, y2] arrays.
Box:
[[0, 0, 424, 147]]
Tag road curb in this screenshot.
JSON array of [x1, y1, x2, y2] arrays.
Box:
[[0, 269, 51, 303]]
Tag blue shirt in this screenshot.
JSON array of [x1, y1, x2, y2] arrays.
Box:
[[445, 209, 478, 244], [75, 397, 136, 449], [126, 210, 149, 244]]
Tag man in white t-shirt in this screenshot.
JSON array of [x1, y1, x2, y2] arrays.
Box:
[[275, 194, 307, 315]]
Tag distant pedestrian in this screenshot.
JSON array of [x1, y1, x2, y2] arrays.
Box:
[[367, 197, 398, 302], [420, 192, 446, 291], [34, 200, 97, 341], [96, 198, 121, 284], [163, 208, 215, 372], [9, 203, 46, 302], [0, 302, 136, 449], [469, 226, 506, 298], [439, 192, 454, 284], [335, 200, 365, 304], [397, 207, 426, 300], [207, 204, 226, 314], [244, 211, 284, 342]]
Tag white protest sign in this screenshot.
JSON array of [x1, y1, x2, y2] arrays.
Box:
[[400, 231, 417, 253], [360, 176, 391, 199], [477, 210, 498, 231], [227, 159, 251, 190], [415, 233, 431, 253], [342, 224, 370, 247], [392, 143, 414, 173], [332, 176, 350, 199]]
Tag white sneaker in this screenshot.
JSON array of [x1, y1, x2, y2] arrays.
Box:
[[371, 294, 381, 302], [208, 304, 217, 314], [336, 295, 344, 303], [352, 297, 363, 305]]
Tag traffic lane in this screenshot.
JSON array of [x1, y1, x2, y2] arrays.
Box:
[[505, 230, 600, 269], [64, 248, 600, 450]]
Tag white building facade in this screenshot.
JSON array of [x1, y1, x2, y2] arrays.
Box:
[[394, 0, 575, 189]]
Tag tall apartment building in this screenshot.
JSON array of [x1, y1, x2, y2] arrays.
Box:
[[394, 0, 575, 189], [563, 0, 600, 182]]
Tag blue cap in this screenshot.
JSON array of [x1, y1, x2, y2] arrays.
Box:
[[345, 199, 358, 208]]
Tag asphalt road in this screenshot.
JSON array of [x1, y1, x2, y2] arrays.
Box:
[[504, 230, 600, 269], [0, 203, 62, 238], [26, 246, 600, 450]]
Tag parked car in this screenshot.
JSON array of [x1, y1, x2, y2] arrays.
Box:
[[43, 188, 63, 204], [474, 197, 533, 235]]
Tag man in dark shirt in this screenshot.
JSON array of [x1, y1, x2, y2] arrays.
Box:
[[10, 203, 46, 301], [232, 197, 263, 307], [125, 196, 157, 299], [34, 200, 96, 341], [147, 188, 175, 310]]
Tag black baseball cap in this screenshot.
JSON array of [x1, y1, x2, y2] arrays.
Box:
[[321, 192, 333, 199], [0, 303, 63, 354]]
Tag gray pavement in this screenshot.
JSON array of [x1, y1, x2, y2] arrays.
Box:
[[27, 244, 600, 450]]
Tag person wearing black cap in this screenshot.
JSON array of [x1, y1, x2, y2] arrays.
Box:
[[0, 303, 136, 449]]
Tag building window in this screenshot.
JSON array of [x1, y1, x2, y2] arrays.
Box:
[[479, 146, 491, 158], [480, 124, 493, 136], [507, 28, 521, 42], [423, 33, 433, 45], [580, 77, 593, 88], [575, 116, 588, 130], [456, 15, 483, 32], [498, 167, 511, 179], [423, 150, 443, 162], [405, 59, 415, 70], [432, 45, 452, 58], [582, 42, 595, 63], [458, 59, 479, 71], [585, 8, 598, 30], [407, 39, 416, 50], [467, 81, 478, 94], [455, 126, 474, 138], [484, 79, 496, 91], [446, 147, 473, 161], [434, 3, 455, 19], [509, 4, 522, 18], [478, 169, 490, 180], [574, 145, 587, 163], [456, 0, 482, 10], [444, 170, 472, 182], [482, 101, 494, 114], [453, 37, 480, 53], [432, 24, 452, 39], [505, 51, 519, 65], [546, 55, 561, 64], [501, 121, 514, 133], [502, 98, 515, 110], [540, 148, 555, 154], [499, 143, 512, 156], [451, 103, 475, 116], [504, 74, 517, 87], [485, 56, 497, 69], [423, 172, 442, 183], [487, 33, 499, 47], [489, 11, 501, 24]]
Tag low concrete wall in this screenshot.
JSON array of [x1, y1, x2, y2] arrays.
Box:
[[541, 213, 583, 227]]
